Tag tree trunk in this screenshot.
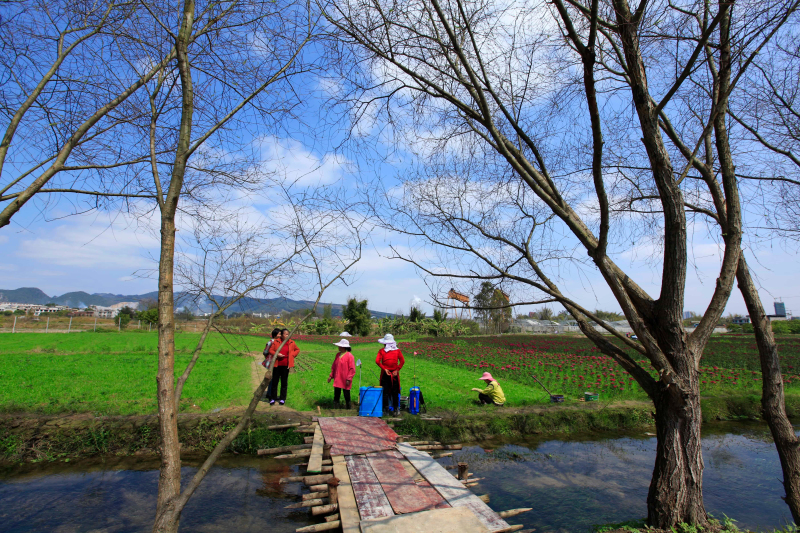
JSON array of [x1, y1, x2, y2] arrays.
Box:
[[647, 355, 708, 528], [737, 255, 800, 523], [154, 212, 181, 533]]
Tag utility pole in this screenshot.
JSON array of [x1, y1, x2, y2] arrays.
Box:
[[12, 316, 17, 333], [94, 316, 97, 332], [68, 316, 72, 333], [46, 316, 49, 333]]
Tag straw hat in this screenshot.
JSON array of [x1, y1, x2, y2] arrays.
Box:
[[478, 372, 494, 381], [377, 333, 395, 344], [333, 339, 351, 348]]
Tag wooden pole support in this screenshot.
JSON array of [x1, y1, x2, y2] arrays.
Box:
[[478, 494, 490, 503], [413, 444, 462, 451], [495, 526, 525, 533], [498, 508, 533, 519], [311, 503, 339, 516], [308, 483, 328, 492], [267, 423, 301, 430], [457, 462, 468, 480], [408, 441, 442, 446], [302, 491, 329, 501], [258, 444, 311, 455], [298, 460, 333, 467], [303, 474, 334, 486], [275, 451, 312, 459], [431, 452, 453, 458], [295, 521, 340, 532], [284, 498, 328, 509], [324, 513, 340, 522]]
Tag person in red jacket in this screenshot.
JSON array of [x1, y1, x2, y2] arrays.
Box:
[[376, 333, 404, 413], [267, 328, 300, 405], [328, 339, 356, 409]]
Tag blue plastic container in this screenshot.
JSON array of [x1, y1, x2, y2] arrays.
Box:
[[359, 386, 383, 417], [408, 386, 421, 415]]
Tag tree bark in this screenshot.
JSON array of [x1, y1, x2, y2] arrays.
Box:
[[153, 210, 181, 533], [153, 2, 195, 531], [737, 255, 800, 523], [647, 358, 707, 528]]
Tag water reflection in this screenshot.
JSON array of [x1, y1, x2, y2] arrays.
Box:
[[457, 423, 791, 532], [0, 456, 314, 533]]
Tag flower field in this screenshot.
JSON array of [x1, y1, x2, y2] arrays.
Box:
[[403, 335, 800, 401]]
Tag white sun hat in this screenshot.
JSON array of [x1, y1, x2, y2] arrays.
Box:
[[377, 333, 395, 344], [339, 331, 352, 337], [333, 339, 351, 348]]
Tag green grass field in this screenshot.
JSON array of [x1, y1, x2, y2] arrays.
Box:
[[0, 331, 263, 415], [1, 331, 797, 417], [288, 341, 549, 413]]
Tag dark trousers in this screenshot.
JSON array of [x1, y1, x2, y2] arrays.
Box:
[[479, 393, 495, 405], [269, 366, 290, 401], [380, 372, 400, 412], [334, 387, 351, 408]]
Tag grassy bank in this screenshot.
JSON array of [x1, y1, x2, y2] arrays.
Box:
[[0, 412, 306, 463]]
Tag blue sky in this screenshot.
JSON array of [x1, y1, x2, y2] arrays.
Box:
[[1, 134, 797, 319], [1, 13, 797, 319]]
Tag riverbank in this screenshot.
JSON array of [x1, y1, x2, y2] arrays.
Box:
[[2, 393, 792, 465]]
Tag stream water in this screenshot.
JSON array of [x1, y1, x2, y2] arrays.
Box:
[[0, 422, 792, 532]]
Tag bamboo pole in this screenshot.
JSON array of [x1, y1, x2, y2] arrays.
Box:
[[303, 491, 329, 501], [432, 452, 454, 458], [295, 520, 340, 532], [311, 504, 338, 516], [324, 513, 340, 522], [308, 483, 328, 492], [498, 508, 533, 519]]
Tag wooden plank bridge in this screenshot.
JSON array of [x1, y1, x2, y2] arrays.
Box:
[[264, 417, 533, 533]]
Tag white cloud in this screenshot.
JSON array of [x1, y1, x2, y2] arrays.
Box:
[[256, 136, 351, 186], [16, 214, 159, 269]]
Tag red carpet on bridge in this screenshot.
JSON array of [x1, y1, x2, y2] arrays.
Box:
[[317, 416, 398, 456]]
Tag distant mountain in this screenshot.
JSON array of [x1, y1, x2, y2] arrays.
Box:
[[0, 287, 391, 318], [0, 287, 51, 305]]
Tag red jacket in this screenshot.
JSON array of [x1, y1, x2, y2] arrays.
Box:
[[330, 351, 356, 390], [376, 349, 404, 372], [269, 339, 300, 368]]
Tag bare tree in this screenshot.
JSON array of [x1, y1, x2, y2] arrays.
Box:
[[107, 1, 327, 531], [322, 0, 795, 526], [656, 10, 800, 522], [0, 0, 175, 227], [150, 186, 364, 532]]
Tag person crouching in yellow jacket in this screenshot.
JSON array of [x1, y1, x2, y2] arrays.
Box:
[[472, 372, 506, 406]]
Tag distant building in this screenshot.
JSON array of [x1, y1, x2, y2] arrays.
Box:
[[683, 311, 693, 319], [731, 316, 750, 325]]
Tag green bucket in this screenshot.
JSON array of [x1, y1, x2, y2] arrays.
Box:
[[585, 392, 599, 402]]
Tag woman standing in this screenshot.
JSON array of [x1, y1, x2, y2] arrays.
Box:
[[328, 339, 355, 409], [268, 328, 300, 405], [376, 333, 404, 413]]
